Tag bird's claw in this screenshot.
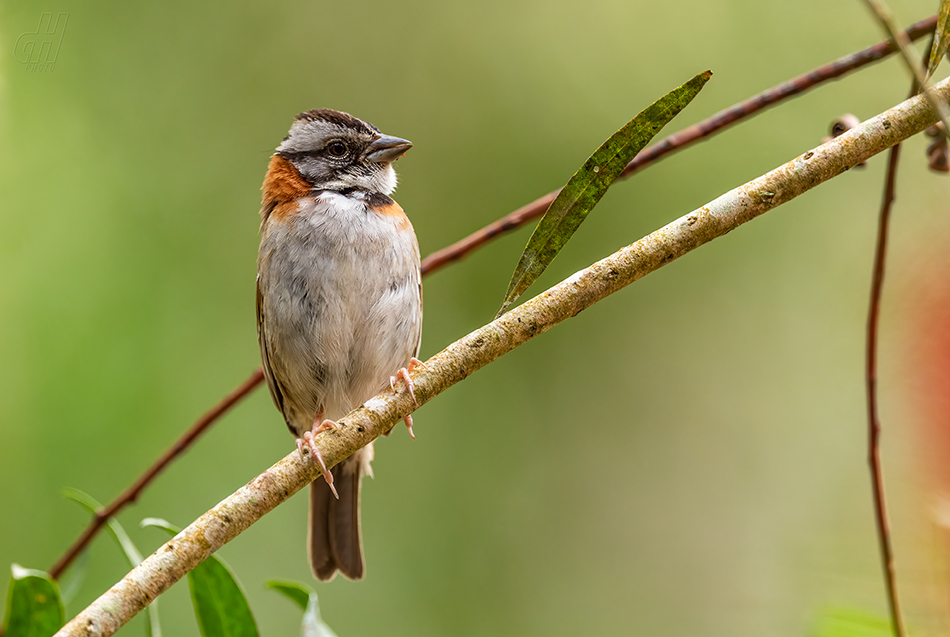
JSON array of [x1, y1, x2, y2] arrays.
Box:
[[390, 358, 425, 438], [296, 420, 340, 499]]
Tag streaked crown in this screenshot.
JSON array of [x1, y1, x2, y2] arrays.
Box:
[[276, 109, 411, 196]]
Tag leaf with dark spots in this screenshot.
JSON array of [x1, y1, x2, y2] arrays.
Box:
[[497, 70, 712, 316]]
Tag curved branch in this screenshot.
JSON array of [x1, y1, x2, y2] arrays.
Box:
[[54, 76, 950, 637]]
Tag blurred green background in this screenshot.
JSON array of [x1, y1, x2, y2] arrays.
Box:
[[2, 0, 949, 635]]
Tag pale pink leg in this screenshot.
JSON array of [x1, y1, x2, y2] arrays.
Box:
[[295, 414, 340, 499], [390, 358, 426, 403], [390, 358, 426, 438]]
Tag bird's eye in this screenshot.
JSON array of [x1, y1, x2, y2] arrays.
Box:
[[327, 141, 348, 157]]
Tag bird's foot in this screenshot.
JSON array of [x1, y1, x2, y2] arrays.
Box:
[[295, 418, 339, 499], [390, 358, 426, 438]]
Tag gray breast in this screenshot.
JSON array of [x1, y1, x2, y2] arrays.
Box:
[[258, 193, 422, 432]]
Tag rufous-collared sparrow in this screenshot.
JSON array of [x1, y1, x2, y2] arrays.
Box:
[[256, 109, 423, 581]]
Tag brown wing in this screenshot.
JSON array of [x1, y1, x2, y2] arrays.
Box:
[[414, 281, 424, 359], [256, 275, 295, 434]]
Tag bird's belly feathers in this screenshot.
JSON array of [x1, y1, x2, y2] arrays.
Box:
[[257, 194, 422, 432]]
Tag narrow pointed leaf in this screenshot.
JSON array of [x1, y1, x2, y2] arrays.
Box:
[[497, 70, 712, 316], [65, 489, 161, 637], [264, 581, 311, 612], [926, 0, 950, 80], [3, 565, 64, 637], [65, 490, 144, 564], [145, 519, 259, 637]]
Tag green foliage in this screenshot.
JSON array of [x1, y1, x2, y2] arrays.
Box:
[[145, 519, 259, 637], [65, 489, 144, 565], [20, 497, 321, 637], [2, 565, 63, 637], [5, 502, 329, 637], [65, 490, 162, 637], [264, 581, 311, 612], [497, 70, 712, 316]]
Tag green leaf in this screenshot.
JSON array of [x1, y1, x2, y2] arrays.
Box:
[[2, 565, 64, 637], [497, 70, 712, 316], [264, 580, 312, 612], [145, 519, 259, 637], [65, 489, 144, 564], [266, 581, 338, 637], [64, 489, 162, 637], [926, 0, 950, 81]]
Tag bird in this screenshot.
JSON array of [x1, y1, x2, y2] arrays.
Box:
[[256, 108, 423, 581]]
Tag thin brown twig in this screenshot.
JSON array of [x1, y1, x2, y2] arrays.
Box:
[[420, 14, 939, 274], [862, 30, 935, 630], [47, 369, 265, 580], [866, 138, 906, 637], [44, 12, 939, 583]]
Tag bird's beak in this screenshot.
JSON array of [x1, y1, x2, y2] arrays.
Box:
[[365, 135, 413, 163]]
